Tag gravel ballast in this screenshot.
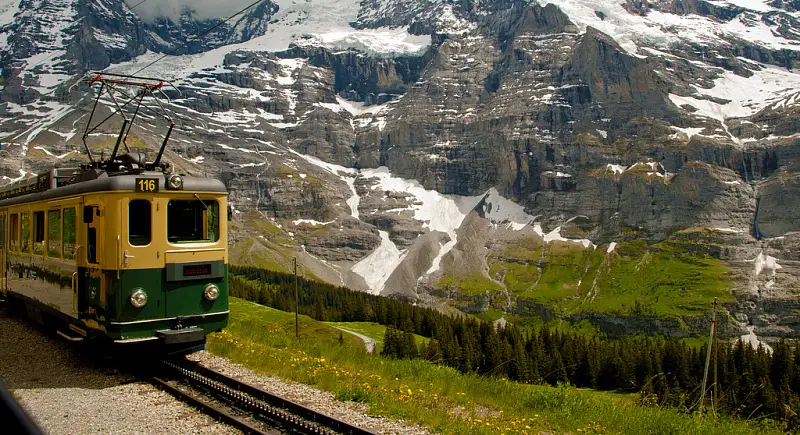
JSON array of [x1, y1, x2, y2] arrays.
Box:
[[1, 306, 432, 434], [189, 350, 431, 435], [0, 307, 235, 434]]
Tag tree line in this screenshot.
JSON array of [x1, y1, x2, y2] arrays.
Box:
[[230, 266, 800, 423]]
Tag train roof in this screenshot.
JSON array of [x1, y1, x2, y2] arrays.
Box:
[[0, 169, 227, 208]]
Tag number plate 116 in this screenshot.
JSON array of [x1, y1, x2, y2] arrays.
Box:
[[135, 178, 159, 193]]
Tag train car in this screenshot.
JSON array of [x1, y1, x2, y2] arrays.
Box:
[[0, 161, 229, 352]]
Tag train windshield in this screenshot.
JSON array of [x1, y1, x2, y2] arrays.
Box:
[[167, 199, 220, 244]]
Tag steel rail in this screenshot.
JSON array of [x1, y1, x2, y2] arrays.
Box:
[[150, 376, 270, 435], [161, 359, 378, 435]]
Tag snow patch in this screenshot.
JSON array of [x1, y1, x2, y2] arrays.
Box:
[[670, 126, 705, 139], [670, 65, 800, 134], [544, 226, 595, 249], [607, 242, 617, 254], [481, 188, 536, 231], [740, 326, 773, 354], [334, 96, 391, 116], [288, 150, 360, 219], [352, 230, 405, 295], [32, 146, 75, 159], [0, 0, 18, 25], [542, 171, 572, 178], [294, 27, 430, 57], [436, 4, 477, 35], [606, 164, 625, 175], [753, 250, 782, 276], [293, 219, 334, 226]]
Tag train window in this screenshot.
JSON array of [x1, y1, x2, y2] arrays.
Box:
[[167, 199, 219, 243], [47, 210, 61, 258], [63, 208, 76, 260], [9, 214, 18, 251], [20, 213, 30, 253], [0, 215, 5, 249], [32, 211, 45, 255], [129, 200, 151, 246]]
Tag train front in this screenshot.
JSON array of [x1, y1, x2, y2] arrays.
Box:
[[105, 172, 229, 352]]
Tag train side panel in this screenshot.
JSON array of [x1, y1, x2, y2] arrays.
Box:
[[0, 175, 229, 349], [3, 200, 83, 327]]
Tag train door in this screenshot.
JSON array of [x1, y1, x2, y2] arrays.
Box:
[[80, 203, 104, 318]]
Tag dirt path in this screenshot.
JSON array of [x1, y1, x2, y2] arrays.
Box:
[[333, 327, 377, 354]]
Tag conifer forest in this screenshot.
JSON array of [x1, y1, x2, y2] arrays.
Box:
[[230, 266, 800, 425]]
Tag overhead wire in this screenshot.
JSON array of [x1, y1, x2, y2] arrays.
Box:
[[22, 0, 153, 75], [3, 0, 155, 143], [130, 0, 266, 76], [6, 0, 265, 145]]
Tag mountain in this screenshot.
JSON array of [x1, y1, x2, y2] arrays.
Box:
[[2, 0, 800, 343]]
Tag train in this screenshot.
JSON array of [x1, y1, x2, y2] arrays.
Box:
[[0, 73, 229, 353]]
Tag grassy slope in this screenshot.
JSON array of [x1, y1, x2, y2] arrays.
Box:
[[484, 238, 733, 319], [208, 298, 779, 435]]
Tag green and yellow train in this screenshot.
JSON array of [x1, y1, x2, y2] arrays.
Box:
[[0, 162, 229, 353]]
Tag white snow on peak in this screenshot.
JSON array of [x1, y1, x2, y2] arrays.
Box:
[[108, 0, 429, 80], [436, 4, 477, 35], [670, 65, 800, 127], [596, 129, 608, 139], [541, 0, 800, 55], [723, 0, 774, 13], [240, 0, 429, 56], [293, 26, 430, 57], [754, 250, 782, 276], [0, 0, 19, 27]]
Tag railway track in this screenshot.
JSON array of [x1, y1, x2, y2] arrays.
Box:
[[151, 358, 377, 435]]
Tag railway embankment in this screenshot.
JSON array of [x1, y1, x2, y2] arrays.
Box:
[[0, 304, 427, 434], [0, 305, 236, 434]]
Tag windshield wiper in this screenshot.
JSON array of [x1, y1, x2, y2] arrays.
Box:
[[194, 193, 209, 210]]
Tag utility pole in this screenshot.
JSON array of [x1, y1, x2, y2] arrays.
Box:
[[294, 257, 299, 338], [700, 297, 718, 414], [713, 298, 719, 415]]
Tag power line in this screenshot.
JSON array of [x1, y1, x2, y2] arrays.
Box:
[[6, 0, 263, 144], [130, 0, 265, 76], [126, 0, 151, 11], [24, 0, 152, 73]]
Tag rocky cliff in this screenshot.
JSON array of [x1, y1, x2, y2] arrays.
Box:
[[2, 0, 800, 342]]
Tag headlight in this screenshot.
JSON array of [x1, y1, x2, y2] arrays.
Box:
[[167, 173, 183, 190], [130, 288, 148, 308], [204, 284, 220, 301]]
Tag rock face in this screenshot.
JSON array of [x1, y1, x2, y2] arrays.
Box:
[[4, 0, 800, 340]]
